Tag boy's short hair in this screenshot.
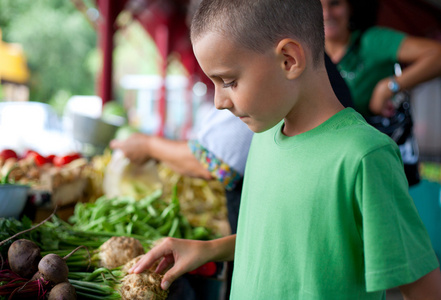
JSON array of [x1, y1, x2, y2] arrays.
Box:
[[190, 0, 325, 67]]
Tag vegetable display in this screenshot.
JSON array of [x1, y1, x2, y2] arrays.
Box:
[[0, 184, 219, 299], [157, 164, 229, 237], [0, 148, 85, 188], [0, 219, 164, 299], [69, 188, 215, 241], [0, 235, 165, 300]]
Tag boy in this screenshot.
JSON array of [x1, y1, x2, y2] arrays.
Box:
[[129, 0, 441, 298]]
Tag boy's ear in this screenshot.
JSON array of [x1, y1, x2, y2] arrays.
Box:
[[276, 38, 306, 80]]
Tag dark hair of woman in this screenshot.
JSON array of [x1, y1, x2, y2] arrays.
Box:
[[348, 0, 379, 31]]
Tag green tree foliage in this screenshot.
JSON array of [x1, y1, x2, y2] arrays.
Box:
[[0, 0, 97, 112], [0, 0, 29, 35]]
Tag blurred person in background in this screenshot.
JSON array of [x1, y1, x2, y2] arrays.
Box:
[[321, 0, 441, 187]]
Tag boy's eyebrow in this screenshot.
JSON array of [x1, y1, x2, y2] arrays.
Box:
[[207, 73, 223, 80], [207, 70, 235, 79]]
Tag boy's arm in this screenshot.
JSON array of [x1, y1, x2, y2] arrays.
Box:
[[129, 235, 236, 290], [399, 267, 441, 299]]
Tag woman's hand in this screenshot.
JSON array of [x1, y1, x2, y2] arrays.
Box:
[[369, 78, 396, 118], [128, 238, 212, 290], [110, 133, 153, 164]]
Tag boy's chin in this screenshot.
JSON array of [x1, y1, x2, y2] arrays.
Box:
[[245, 122, 275, 134], [239, 118, 259, 133]]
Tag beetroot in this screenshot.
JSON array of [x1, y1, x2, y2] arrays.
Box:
[[36, 253, 69, 285], [7, 239, 41, 278], [48, 282, 77, 300]]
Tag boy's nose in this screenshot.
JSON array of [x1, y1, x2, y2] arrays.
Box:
[[214, 89, 233, 110]]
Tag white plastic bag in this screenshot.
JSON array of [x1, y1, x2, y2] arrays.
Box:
[[103, 150, 162, 199]]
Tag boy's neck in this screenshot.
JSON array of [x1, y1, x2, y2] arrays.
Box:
[[282, 68, 344, 137]]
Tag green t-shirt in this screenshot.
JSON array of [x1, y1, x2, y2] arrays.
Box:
[[230, 108, 438, 300], [337, 27, 406, 116]]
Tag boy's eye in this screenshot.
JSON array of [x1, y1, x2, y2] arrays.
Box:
[[222, 81, 236, 88]]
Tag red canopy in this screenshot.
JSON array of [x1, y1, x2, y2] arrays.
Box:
[[95, 0, 211, 136]]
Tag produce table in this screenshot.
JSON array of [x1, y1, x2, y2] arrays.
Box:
[[1, 152, 230, 299], [24, 202, 77, 223]]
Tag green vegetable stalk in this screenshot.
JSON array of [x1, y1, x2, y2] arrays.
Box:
[[69, 186, 215, 241]]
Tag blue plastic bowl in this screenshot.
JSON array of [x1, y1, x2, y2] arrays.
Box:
[[0, 184, 30, 219]]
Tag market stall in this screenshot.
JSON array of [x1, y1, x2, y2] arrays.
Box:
[[0, 1, 230, 298], [1, 0, 441, 299], [0, 147, 230, 299]]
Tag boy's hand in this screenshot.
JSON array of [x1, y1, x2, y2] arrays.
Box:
[[128, 237, 210, 290]]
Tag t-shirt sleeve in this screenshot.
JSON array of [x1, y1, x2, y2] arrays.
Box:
[[191, 107, 253, 176], [188, 139, 242, 191], [364, 27, 406, 63], [355, 144, 439, 292]]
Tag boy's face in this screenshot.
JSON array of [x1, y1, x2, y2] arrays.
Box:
[[193, 32, 296, 133]]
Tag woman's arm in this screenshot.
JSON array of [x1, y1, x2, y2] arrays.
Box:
[[396, 36, 441, 90], [399, 267, 441, 300], [369, 36, 441, 116], [110, 133, 213, 179], [129, 235, 236, 290]]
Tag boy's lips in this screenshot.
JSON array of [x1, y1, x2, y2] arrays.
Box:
[[230, 109, 249, 120], [231, 111, 247, 119]]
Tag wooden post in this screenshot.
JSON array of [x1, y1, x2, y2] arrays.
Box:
[[97, 0, 116, 106]]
